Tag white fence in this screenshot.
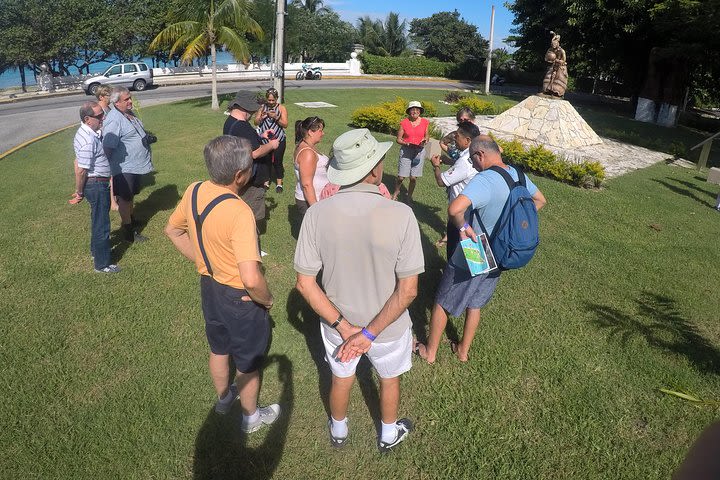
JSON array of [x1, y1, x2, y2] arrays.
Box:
[[152, 59, 361, 80]]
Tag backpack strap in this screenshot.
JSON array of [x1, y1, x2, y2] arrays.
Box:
[[488, 165, 518, 189], [191, 182, 238, 277], [473, 166, 521, 242]]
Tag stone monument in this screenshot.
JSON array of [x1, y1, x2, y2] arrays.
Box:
[[485, 31, 602, 149]]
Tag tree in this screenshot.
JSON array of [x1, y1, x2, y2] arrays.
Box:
[[286, 8, 354, 62], [291, 0, 329, 14], [150, 0, 263, 110], [356, 13, 408, 57], [409, 10, 487, 63], [507, 0, 720, 101], [492, 48, 513, 70]]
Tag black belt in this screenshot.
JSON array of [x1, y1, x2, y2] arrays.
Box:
[[87, 176, 111, 182]]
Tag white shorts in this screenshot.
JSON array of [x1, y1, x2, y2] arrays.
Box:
[[320, 325, 413, 379]]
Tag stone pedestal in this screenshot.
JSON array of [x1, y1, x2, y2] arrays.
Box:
[[656, 103, 679, 127], [707, 167, 720, 186], [485, 94, 602, 149], [635, 97, 657, 123]]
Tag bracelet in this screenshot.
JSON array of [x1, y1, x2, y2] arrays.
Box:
[[361, 328, 376, 342], [330, 315, 343, 329], [459, 222, 470, 232]]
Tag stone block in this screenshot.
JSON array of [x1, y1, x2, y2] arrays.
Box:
[[635, 97, 656, 123], [708, 167, 720, 185]]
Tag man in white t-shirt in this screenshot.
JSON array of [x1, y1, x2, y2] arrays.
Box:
[[430, 121, 481, 258]]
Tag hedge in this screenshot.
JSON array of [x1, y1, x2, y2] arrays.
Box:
[[350, 97, 438, 134], [360, 53, 453, 77]]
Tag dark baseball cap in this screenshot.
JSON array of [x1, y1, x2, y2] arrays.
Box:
[[227, 91, 261, 111]]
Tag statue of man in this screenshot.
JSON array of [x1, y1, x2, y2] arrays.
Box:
[[542, 31, 568, 97]]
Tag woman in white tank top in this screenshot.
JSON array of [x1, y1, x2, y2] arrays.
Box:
[[293, 116, 328, 217]]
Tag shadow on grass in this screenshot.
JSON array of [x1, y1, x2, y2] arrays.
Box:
[[285, 288, 382, 424], [666, 177, 717, 200], [652, 178, 715, 208], [586, 292, 720, 376], [111, 183, 179, 262], [192, 354, 293, 480], [408, 199, 460, 344]]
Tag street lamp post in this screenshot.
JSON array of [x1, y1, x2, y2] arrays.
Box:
[[484, 5, 496, 95], [273, 0, 287, 102]]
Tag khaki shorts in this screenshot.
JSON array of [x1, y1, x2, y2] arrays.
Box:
[[240, 185, 266, 221], [320, 324, 413, 379]]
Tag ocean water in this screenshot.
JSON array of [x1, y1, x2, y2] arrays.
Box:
[[0, 51, 240, 90]]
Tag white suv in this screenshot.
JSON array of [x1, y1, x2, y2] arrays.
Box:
[[83, 62, 154, 95]]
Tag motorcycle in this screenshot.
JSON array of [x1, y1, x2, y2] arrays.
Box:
[[296, 64, 322, 80], [490, 73, 506, 86]]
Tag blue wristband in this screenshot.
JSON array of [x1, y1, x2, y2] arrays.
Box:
[[361, 328, 376, 342]]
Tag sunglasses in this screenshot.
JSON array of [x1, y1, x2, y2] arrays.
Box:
[[88, 112, 105, 120]]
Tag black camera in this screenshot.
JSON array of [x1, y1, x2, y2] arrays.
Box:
[[142, 133, 158, 148]]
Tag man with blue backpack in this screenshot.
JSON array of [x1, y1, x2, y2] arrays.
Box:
[[416, 135, 546, 363]]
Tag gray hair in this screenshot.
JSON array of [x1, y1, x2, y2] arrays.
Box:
[[456, 107, 476, 122], [204, 136, 253, 184], [110, 86, 130, 104], [471, 135, 501, 155], [79, 101, 99, 121]]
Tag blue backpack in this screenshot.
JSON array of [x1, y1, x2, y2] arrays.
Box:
[[476, 165, 539, 270]]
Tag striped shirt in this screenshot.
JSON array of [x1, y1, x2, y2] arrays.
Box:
[[257, 104, 286, 143], [74, 123, 112, 177]]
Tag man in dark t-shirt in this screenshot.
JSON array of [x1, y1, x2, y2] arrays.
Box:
[[223, 91, 279, 222]]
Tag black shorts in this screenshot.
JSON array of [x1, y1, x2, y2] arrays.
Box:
[[200, 275, 270, 373], [112, 173, 143, 201]]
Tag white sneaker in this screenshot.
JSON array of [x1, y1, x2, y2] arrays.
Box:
[[378, 418, 413, 453], [214, 384, 238, 415], [260, 250, 268, 257], [94, 264, 121, 273], [241, 404, 281, 433]]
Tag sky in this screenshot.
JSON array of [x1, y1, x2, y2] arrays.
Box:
[[328, 0, 517, 50]]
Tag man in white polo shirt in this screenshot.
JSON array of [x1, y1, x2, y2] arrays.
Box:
[[70, 101, 120, 273], [294, 128, 425, 453], [429, 121, 480, 258]]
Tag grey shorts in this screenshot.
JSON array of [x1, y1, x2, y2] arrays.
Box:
[[398, 146, 425, 178], [240, 185, 266, 221], [436, 264, 500, 317]]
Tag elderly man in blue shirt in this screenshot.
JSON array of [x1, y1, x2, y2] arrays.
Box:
[[103, 86, 154, 243]]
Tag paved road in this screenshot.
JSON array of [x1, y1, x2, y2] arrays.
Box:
[[0, 78, 479, 155]]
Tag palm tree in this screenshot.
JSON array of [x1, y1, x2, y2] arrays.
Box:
[[381, 12, 407, 57], [150, 0, 263, 110], [356, 13, 407, 57], [293, 0, 329, 14]]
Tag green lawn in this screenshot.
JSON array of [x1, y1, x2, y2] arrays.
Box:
[[2, 88, 720, 479]]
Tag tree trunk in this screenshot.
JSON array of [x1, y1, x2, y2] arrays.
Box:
[[19, 66, 27, 93], [211, 43, 219, 110]]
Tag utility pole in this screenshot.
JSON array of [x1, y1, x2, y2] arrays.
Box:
[[484, 5, 496, 95], [273, 0, 287, 102]]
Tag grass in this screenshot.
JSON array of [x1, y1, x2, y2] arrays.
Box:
[[2, 88, 720, 479]]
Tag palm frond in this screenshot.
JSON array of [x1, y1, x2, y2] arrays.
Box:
[[216, 26, 251, 63], [180, 33, 210, 65], [149, 21, 202, 50]]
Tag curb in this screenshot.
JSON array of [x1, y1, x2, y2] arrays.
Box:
[[0, 124, 76, 160]]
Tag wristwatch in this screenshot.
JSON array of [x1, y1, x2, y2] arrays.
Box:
[[330, 315, 343, 329]]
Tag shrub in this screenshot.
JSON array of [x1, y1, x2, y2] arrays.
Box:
[[444, 91, 466, 103], [350, 97, 437, 134], [450, 96, 514, 116], [493, 137, 605, 188], [359, 53, 453, 77]]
